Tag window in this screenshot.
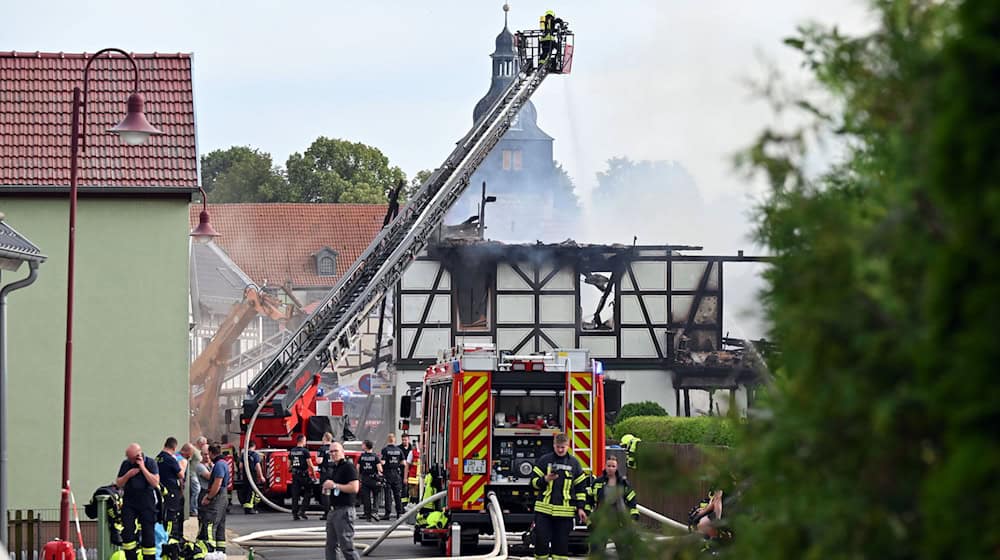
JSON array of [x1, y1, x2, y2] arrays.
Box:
[[318, 257, 335, 276], [454, 266, 494, 331], [501, 149, 522, 171], [313, 247, 339, 277], [580, 270, 616, 330]]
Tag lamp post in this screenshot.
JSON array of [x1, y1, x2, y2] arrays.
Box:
[[58, 48, 163, 544]]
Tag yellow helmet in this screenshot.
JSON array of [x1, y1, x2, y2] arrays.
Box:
[[545, 10, 555, 16], [620, 434, 635, 445]]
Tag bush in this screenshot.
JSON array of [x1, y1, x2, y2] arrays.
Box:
[[613, 401, 668, 425], [611, 415, 737, 446]]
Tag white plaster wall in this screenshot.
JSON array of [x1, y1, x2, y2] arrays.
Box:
[[497, 262, 532, 290], [605, 369, 676, 416], [621, 294, 668, 324], [539, 295, 575, 323], [578, 336, 616, 359], [401, 260, 451, 289], [497, 294, 534, 323]]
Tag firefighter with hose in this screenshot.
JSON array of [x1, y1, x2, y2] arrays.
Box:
[[531, 433, 588, 560]]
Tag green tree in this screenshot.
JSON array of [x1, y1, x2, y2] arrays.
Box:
[[200, 146, 289, 202], [717, 1, 1000, 558], [286, 137, 406, 203]]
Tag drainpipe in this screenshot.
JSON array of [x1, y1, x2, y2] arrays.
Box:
[[0, 261, 41, 547]]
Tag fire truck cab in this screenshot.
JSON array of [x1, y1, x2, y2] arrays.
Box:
[[415, 343, 605, 549]]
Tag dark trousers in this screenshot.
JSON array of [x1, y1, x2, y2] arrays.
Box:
[[534, 512, 572, 559], [325, 506, 360, 560], [197, 490, 227, 552], [290, 474, 312, 518], [121, 503, 157, 560], [160, 485, 184, 557], [359, 477, 379, 518], [382, 474, 403, 516]]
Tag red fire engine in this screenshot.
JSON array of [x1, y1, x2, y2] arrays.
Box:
[[410, 344, 606, 550]]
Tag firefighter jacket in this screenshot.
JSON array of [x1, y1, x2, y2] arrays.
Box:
[[586, 472, 639, 520], [531, 452, 588, 518]]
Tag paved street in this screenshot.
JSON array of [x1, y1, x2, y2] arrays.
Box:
[[224, 508, 508, 560]]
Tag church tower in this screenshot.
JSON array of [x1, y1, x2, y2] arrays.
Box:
[[447, 4, 576, 242]]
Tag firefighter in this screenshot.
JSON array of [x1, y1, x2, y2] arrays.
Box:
[[289, 434, 315, 520], [115, 443, 160, 560], [587, 455, 639, 557], [197, 444, 230, 553], [538, 10, 563, 69], [356, 440, 381, 521], [379, 434, 406, 520], [405, 442, 421, 506], [397, 434, 413, 506], [620, 433, 641, 471], [415, 469, 443, 527], [241, 440, 264, 515], [156, 437, 184, 560], [530, 433, 588, 560]]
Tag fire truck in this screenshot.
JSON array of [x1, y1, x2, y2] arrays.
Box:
[[409, 344, 605, 550]]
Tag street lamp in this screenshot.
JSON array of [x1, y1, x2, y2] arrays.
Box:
[[189, 186, 221, 243], [57, 48, 163, 545]]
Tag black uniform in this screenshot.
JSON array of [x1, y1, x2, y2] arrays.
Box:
[[326, 459, 361, 560], [530, 451, 587, 560], [239, 450, 263, 513], [380, 444, 405, 518], [156, 451, 184, 558], [288, 445, 313, 519], [397, 442, 413, 505], [317, 444, 333, 519], [356, 451, 381, 520], [117, 456, 160, 560]]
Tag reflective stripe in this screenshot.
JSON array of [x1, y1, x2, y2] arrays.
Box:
[[141, 548, 156, 555], [122, 542, 137, 551]]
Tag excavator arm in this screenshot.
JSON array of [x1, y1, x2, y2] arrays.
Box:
[[190, 284, 296, 439]]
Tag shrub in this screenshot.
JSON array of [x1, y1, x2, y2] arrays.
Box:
[[613, 400, 668, 425], [611, 415, 737, 446]]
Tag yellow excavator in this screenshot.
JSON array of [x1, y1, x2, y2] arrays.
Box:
[[190, 285, 298, 440]]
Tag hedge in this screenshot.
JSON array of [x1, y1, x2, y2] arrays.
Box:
[[613, 400, 669, 425], [610, 415, 738, 446]]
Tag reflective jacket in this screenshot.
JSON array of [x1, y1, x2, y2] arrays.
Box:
[[587, 472, 639, 519], [531, 452, 588, 518]]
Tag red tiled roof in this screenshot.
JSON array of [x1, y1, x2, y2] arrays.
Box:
[[191, 203, 389, 289], [0, 51, 198, 189]]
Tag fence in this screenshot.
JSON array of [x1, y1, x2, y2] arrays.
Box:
[[5, 508, 98, 560], [626, 443, 731, 526]]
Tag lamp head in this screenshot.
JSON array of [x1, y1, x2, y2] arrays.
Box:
[[190, 210, 221, 244], [108, 92, 163, 146]]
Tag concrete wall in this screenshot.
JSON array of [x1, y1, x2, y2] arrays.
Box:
[[1, 196, 190, 509]]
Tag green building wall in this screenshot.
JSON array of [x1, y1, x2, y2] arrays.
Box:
[[1, 196, 190, 510]]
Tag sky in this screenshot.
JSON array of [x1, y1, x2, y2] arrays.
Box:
[[3, 0, 876, 338]]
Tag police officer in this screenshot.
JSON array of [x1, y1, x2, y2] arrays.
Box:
[[317, 432, 335, 520], [321, 442, 361, 560], [198, 444, 230, 553], [356, 440, 381, 521], [379, 434, 405, 520], [530, 433, 588, 560], [156, 437, 184, 560], [241, 440, 265, 515], [116, 443, 160, 560], [397, 434, 413, 506], [289, 434, 315, 520]]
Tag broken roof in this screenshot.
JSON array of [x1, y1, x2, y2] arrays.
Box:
[[0, 51, 198, 191]]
